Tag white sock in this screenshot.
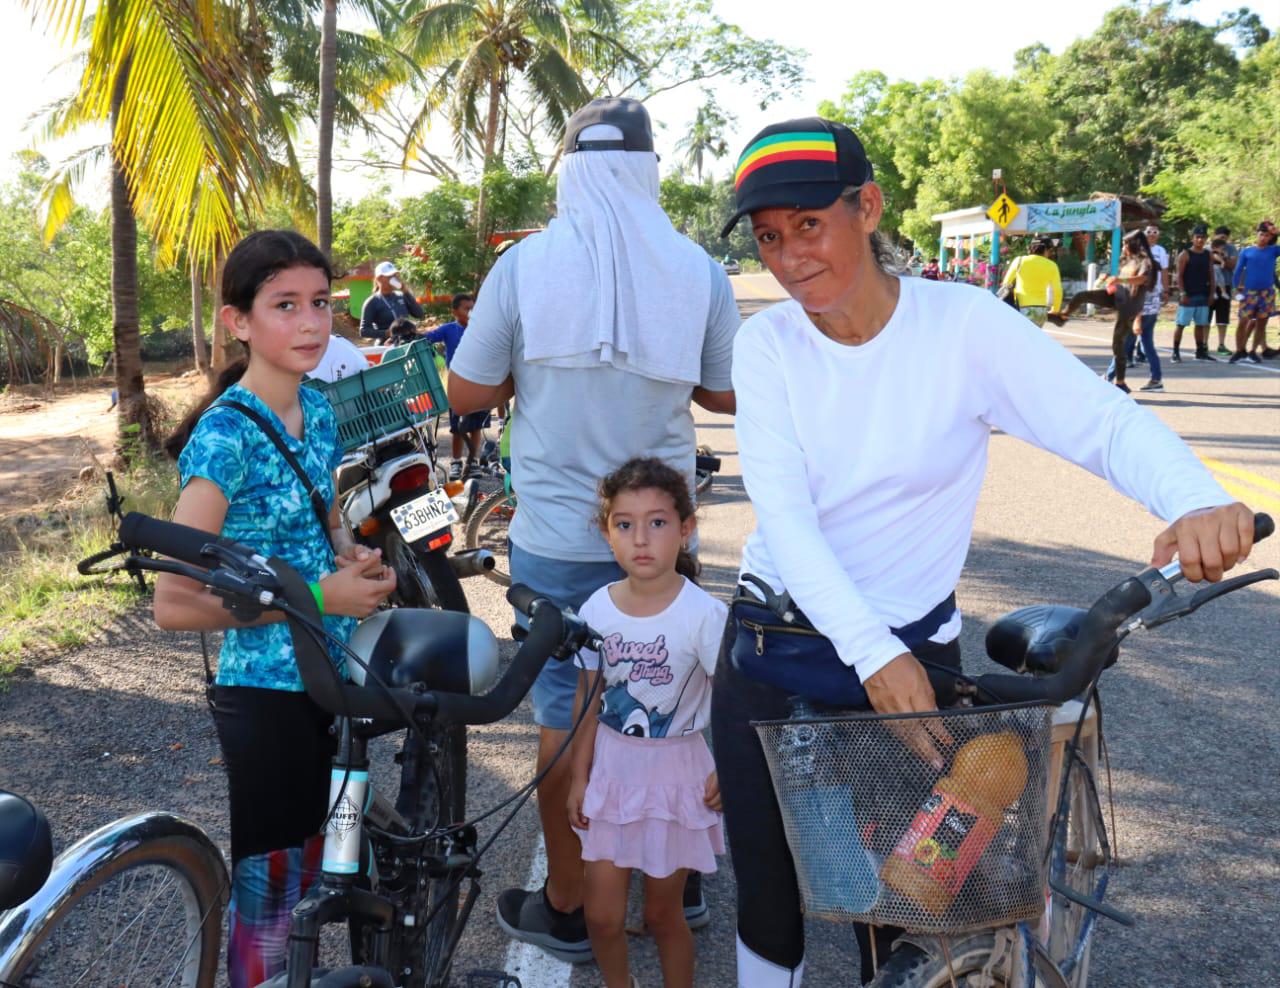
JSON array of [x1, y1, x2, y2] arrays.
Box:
[[737, 935, 804, 987]]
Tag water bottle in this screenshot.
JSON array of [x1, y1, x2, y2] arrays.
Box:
[[782, 698, 880, 913]]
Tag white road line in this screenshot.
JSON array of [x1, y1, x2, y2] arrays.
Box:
[[1045, 328, 1280, 374], [502, 836, 574, 988]]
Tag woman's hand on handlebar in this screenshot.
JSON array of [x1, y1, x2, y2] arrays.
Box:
[[1152, 502, 1254, 583], [864, 653, 953, 771], [319, 562, 396, 617]]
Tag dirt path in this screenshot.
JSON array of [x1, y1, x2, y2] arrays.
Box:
[[0, 376, 203, 516]]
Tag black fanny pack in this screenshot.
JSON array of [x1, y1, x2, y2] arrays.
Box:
[[729, 577, 957, 707]]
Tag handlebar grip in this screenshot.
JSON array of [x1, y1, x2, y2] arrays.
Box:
[[1255, 513, 1274, 543], [968, 576, 1153, 705], [119, 512, 246, 567], [431, 603, 567, 725], [695, 454, 721, 473], [507, 583, 548, 617]]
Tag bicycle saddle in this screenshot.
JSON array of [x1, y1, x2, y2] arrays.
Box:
[[985, 604, 1118, 676], [348, 608, 500, 696], [0, 790, 52, 910]]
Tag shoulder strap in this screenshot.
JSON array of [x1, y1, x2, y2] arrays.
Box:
[[213, 399, 334, 552]]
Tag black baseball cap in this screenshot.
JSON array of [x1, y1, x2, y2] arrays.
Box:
[[562, 98, 654, 155], [721, 118, 874, 239]]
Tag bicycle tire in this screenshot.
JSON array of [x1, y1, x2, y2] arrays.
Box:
[[0, 816, 226, 987], [1045, 736, 1107, 986], [866, 933, 1069, 988], [694, 444, 715, 497], [464, 490, 515, 588], [76, 545, 135, 577], [370, 723, 466, 988], [384, 533, 470, 614]]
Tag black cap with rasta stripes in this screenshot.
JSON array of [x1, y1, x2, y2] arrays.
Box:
[[720, 118, 874, 239]]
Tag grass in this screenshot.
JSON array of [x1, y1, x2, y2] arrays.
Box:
[[0, 457, 179, 683]]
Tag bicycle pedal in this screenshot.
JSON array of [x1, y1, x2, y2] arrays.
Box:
[[467, 972, 522, 988]]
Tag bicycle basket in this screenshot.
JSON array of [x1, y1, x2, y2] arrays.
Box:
[[752, 703, 1052, 934], [305, 339, 449, 453]]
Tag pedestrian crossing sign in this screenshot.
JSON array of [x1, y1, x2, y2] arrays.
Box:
[[987, 193, 1020, 229]]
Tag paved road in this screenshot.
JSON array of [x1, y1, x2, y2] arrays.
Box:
[[1, 285, 1276, 987]]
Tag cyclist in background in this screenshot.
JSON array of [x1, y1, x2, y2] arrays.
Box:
[[715, 116, 1256, 987], [156, 230, 396, 987], [424, 293, 487, 480]]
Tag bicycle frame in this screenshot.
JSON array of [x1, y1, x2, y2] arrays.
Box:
[[282, 715, 480, 988]]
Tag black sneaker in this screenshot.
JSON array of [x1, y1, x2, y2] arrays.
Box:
[[683, 871, 710, 930], [1171, 349, 1182, 363], [495, 884, 593, 963], [1228, 352, 1247, 364], [462, 458, 481, 479], [1198, 350, 1219, 361], [1246, 352, 1262, 364], [448, 459, 464, 481], [1263, 347, 1280, 360], [1139, 379, 1164, 392], [1046, 312, 1067, 327], [1114, 381, 1131, 394]]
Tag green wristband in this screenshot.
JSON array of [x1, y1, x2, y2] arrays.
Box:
[[308, 581, 325, 615]]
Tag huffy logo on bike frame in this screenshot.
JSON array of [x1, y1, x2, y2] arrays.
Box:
[[329, 795, 361, 841]]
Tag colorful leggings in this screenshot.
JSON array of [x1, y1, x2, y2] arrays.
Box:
[[227, 836, 325, 988], [214, 686, 336, 988]]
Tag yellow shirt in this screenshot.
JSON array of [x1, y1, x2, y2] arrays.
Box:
[[1003, 254, 1063, 311]]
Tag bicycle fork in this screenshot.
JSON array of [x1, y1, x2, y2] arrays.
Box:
[[284, 721, 394, 988]]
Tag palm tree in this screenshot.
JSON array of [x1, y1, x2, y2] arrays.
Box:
[[402, 0, 628, 238], [675, 100, 729, 182], [27, 0, 278, 456]]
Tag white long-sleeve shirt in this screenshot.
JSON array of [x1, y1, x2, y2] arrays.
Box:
[[733, 277, 1233, 684]]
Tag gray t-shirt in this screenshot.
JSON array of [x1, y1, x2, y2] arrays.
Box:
[[451, 248, 739, 562]]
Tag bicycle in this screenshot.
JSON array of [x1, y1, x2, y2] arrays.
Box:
[[60, 511, 602, 988], [0, 791, 228, 986], [751, 513, 1276, 988]]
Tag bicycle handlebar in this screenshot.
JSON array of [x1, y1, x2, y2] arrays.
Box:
[[116, 512, 595, 728], [929, 512, 1274, 707]]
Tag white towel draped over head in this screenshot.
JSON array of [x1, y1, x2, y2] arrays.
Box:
[[517, 128, 713, 386]]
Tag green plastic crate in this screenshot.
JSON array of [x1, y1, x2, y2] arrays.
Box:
[[306, 338, 449, 453]]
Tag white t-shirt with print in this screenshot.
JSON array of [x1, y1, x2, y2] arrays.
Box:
[[576, 578, 728, 738]]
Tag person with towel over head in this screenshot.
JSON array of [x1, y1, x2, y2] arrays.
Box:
[[446, 96, 740, 964]]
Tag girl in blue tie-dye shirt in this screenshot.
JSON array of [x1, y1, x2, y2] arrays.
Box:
[[156, 230, 396, 987]]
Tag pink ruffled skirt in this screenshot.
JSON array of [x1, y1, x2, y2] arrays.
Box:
[[574, 726, 724, 878]]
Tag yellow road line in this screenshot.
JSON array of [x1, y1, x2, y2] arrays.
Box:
[[1200, 456, 1280, 497], [1215, 479, 1280, 516]]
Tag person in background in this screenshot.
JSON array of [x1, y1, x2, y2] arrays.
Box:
[[446, 96, 738, 963], [423, 294, 486, 479], [1048, 229, 1156, 394], [359, 260, 424, 340], [999, 237, 1061, 327], [1135, 224, 1170, 365], [921, 257, 940, 280], [308, 332, 369, 383], [1230, 221, 1280, 364], [1170, 225, 1214, 371], [1210, 226, 1237, 356]]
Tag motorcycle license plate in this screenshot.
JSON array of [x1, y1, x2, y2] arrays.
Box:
[[390, 488, 459, 544]]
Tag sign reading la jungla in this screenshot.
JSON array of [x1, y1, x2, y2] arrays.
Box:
[[1025, 200, 1120, 233]]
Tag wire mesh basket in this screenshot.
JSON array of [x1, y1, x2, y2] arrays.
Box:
[[753, 702, 1053, 934]]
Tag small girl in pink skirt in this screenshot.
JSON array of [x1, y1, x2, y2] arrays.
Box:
[[568, 457, 727, 988]]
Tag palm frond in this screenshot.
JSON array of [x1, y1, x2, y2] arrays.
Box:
[[37, 142, 108, 242], [406, 1, 484, 62]]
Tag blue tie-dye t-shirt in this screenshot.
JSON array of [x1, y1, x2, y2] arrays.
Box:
[[178, 383, 356, 691]]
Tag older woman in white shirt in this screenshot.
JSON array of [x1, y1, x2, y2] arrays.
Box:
[[709, 117, 1257, 988]]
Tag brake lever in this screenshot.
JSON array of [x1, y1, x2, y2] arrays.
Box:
[[1130, 565, 1278, 630]]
